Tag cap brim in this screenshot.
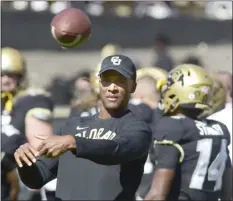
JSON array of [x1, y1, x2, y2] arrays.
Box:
[[98, 66, 131, 79]]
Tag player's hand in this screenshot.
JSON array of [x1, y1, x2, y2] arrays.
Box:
[[14, 143, 39, 168], [35, 135, 76, 158]]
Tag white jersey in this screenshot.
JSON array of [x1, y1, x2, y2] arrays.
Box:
[[208, 102, 232, 162]]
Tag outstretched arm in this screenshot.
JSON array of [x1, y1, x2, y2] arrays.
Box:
[[36, 120, 152, 165], [221, 155, 232, 201], [74, 120, 152, 165], [15, 143, 58, 189]]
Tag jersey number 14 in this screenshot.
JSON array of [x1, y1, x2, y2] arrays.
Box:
[[189, 138, 228, 191]]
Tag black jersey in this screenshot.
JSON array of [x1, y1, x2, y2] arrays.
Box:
[[128, 99, 153, 124], [69, 99, 153, 124], [18, 110, 152, 200], [1, 89, 54, 199], [152, 115, 231, 201]]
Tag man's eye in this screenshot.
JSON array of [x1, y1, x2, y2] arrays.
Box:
[[101, 78, 110, 83], [101, 77, 125, 85], [118, 78, 126, 83]]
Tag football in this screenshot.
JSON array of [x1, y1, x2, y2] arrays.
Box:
[[51, 8, 91, 49]]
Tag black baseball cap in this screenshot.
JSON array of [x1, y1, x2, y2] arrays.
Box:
[[98, 54, 137, 81]]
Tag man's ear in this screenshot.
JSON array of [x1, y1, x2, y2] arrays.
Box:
[[131, 82, 137, 93]]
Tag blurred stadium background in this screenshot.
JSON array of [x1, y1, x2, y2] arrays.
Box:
[[1, 1, 232, 200], [2, 1, 232, 94]]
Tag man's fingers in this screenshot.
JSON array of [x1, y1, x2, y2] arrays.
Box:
[[38, 141, 56, 156], [23, 146, 37, 163], [47, 147, 55, 157], [14, 152, 23, 168], [16, 148, 32, 167], [38, 145, 49, 156], [14, 144, 39, 167], [52, 149, 64, 158], [27, 144, 39, 157], [46, 149, 62, 158], [37, 141, 46, 152], [20, 153, 33, 166], [36, 135, 50, 152]]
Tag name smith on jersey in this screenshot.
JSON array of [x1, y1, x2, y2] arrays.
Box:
[[195, 121, 224, 136]]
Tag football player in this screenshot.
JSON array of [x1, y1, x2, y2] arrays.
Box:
[[145, 64, 232, 201], [1, 47, 54, 148], [1, 47, 54, 200]]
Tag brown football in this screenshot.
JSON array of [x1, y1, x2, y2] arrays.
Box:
[[51, 8, 91, 48]]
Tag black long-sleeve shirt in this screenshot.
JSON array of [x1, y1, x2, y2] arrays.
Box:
[[18, 110, 152, 200]]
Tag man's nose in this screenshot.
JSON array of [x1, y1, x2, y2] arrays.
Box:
[[108, 83, 118, 92]]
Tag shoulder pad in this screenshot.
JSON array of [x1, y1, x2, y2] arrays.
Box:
[[154, 116, 184, 142]]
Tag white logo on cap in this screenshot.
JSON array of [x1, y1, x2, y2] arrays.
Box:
[[111, 56, 122, 66]]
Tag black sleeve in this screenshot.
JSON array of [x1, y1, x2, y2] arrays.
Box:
[[17, 156, 59, 189], [219, 122, 232, 167], [154, 144, 180, 169], [152, 117, 184, 169], [116, 156, 147, 201], [75, 120, 152, 165]]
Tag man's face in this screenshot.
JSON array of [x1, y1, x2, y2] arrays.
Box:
[[1, 74, 18, 92], [99, 70, 135, 111]]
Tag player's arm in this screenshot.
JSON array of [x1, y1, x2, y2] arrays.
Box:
[[220, 123, 233, 201], [144, 140, 183, 200], [7, 169, 20, 201], [221, 153, 232, 200], [24, 94, 54, 149], [74, 120, 152, 165], [2, 154, 20, 201], [117, 155, 147, 200]]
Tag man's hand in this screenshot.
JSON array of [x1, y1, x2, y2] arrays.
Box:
[[36, 135, 76, 158], [14, 143, 39, 168]]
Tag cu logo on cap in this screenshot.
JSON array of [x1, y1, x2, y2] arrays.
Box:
[[111, 56, 122, 66]]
